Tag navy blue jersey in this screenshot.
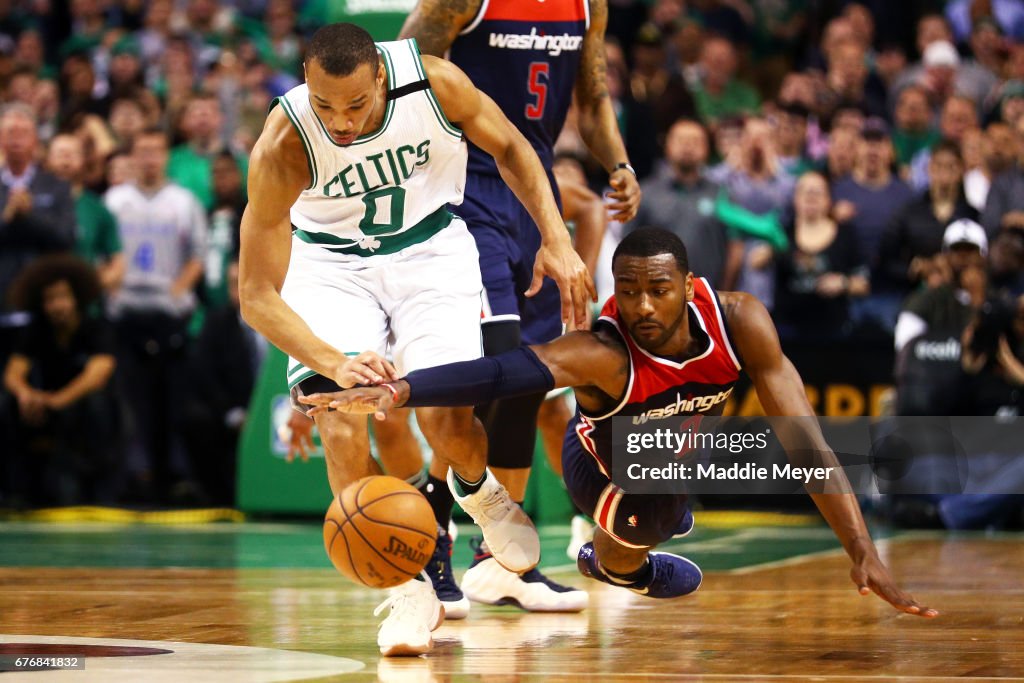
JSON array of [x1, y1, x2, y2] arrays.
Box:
[[449, 0, 589, 177]]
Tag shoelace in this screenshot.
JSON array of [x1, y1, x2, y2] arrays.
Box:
[[474, 484, 514, 522], [373, 589, 423, 624]]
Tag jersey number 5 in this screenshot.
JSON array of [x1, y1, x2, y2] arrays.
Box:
[[525, 62, 549, 121]]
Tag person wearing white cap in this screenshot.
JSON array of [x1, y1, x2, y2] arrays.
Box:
[[893, 218, 989, 352]]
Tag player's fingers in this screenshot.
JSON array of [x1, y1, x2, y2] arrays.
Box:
[[525, 266, 544, 297], [298, 393, 330, 405], [382, 357, 400, 380]]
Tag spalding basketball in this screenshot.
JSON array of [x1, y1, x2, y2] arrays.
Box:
[[323, 475, 437, 588]]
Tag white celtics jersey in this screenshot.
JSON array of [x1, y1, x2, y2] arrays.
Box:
[[274, 39, 467, 257]]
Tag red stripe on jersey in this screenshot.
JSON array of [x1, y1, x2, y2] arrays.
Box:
[[484, 0, 587, 23]]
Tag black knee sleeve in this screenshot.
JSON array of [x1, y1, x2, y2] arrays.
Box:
[[476, 320, 543, 469]]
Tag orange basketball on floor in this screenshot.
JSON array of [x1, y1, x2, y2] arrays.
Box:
[[323, 475, 437, 588]]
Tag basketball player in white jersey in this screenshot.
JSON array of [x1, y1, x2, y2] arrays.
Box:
[[239, 23, 595, 656]]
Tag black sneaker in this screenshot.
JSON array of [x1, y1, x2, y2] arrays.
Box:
[[425, 528, 469, 619]]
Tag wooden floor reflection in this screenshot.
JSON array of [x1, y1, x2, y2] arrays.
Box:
[[1, 536, 1021, 681]]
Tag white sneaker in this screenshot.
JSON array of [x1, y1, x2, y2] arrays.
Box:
[[375, 575, 445, 657], [462, 547, 589, 612], [566, 514, 595, 560], [447, 468, 539, 573]]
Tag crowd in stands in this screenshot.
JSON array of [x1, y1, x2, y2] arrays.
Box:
[[0, 0, 1022, 525]]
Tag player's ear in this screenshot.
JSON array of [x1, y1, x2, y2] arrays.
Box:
[[377, 61, 386, 86], [683, 272, 695, 302]]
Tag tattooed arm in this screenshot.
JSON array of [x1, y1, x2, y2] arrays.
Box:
[[575, 0, 640, 222], [398, 0, 482, 56]]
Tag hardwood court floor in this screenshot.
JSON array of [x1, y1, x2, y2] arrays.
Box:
[[0, 521, 1021, 682]]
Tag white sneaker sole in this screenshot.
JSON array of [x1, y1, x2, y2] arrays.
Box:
[[378, 604, 445, 657], [462, 559, 589, 612], [440, 595, 470, 620]]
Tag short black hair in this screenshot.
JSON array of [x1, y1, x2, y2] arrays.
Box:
[[8, 253, 101, 314], [931, 138, 963, 163], [306, 23, 379, 77], [613, 228, 689, 275]]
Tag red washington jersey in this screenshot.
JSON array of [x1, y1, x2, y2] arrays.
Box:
[[573, 277, 743, 477]]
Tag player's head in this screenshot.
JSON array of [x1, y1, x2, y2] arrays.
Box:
[[304, 23, 383, 146], [612, 228, 693, 352]]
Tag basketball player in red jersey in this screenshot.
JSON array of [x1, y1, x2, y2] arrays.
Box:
[[302, 229, 938, 617]]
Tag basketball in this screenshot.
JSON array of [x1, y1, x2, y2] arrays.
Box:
[[323, 475, 437, 588]]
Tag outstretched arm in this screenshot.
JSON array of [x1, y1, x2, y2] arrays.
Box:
[[725, 291, 938, 618], [398, 0, 481, 56], [575, 0, 640, 222], [424, 55, 596, 328], [300, 332, 627, 419]]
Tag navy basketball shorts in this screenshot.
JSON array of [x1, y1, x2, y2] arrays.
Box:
[[561, 423, 694, 549], [457, 172, 563, 346]]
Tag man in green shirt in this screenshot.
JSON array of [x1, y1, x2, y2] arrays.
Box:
[[166, 93, 248, 210], [691, 36, 760, 127], [46, 134, 124, 293]]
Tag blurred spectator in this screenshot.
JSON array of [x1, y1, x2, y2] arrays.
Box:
[[46, 133, 124, 294], [180, 260, 262, 506], [108, 95, 148, 149], [960, 126, 987, 209], [772, 171, 869, 339], [687, 0, 751, 47], [203, 151, 246, 307], [60, 0, 110, 59], [892, 15, 999, 109], [668, 17, 705, 90], [980, 127, 1024, 236], [107, 37, 146, 100], [104, 128, 207, 504], [168, 93, 247, 210], [13, 29, 48, 78], [895, 219, 988, 352], [710, 117, 795, 309], [245, 0, 303, 77], [59, 52, 111, 122], [32, 79, 60, 143], [772, 102, 815, 177], [2, 254, 119, 506], [967, 18, 1011, 86], [625, 119, 728, 287], [832, 118, 916, 332], [966, 122, 1019, 212], [825, 124, 859, 182], [946, 0, 1024, 43], [691, 35, 760, 127], [893, 85, 940, 170], [0, 105, 76, 311], [822, 39, 888, 120], [175, 0, 236, 75], [5, 65, 37, 106], [881, 140, 979, 291], [909, 96, 979, 191], [106, 150, 136, 188], [139, 0, 174, 80], [749, 0, 806, 98], [629, 23, 696, 143], [988, 227, 1024, 296]]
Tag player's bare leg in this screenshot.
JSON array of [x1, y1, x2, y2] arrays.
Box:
[[312, 410, 380, 494], [374, 408, 424, 481], [577, 528, 703, 599], [415, 406, 540, 574]]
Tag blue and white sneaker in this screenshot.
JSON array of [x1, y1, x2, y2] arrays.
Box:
[[462, 538, 588, 612], [424, 527, 470, 620], [576, 542, 702, 598]]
